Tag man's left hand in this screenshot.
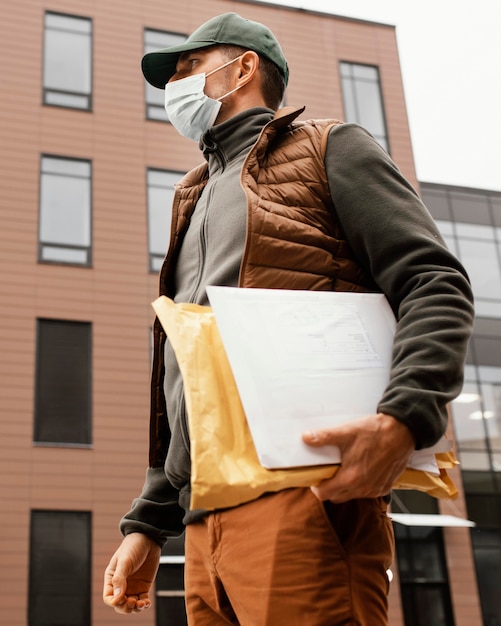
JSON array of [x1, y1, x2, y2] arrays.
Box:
[[302, 413, 415, 502]]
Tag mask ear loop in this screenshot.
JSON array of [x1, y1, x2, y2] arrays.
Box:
[[216, 82, 245, 102], [205, 54, 244, 78], [205, 54, 253, 101]]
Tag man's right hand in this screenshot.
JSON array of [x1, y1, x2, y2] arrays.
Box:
[[103, 532, 162, 614]]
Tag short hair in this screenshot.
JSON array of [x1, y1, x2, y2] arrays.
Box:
[[220, 44, 285, 110]]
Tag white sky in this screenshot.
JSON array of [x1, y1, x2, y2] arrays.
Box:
[[260, 0, 501, 192]]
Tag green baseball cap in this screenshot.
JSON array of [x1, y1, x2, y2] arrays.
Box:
[[142, 12, 289, 89]]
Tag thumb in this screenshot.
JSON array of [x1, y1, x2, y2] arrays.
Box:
[[111, 565, 129, 604], [302, 427, 345, 447]]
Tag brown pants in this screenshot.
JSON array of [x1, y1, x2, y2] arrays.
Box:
[[185, 488, 394, 625]]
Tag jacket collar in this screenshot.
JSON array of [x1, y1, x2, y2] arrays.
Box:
[[177, 105, 306, 190]]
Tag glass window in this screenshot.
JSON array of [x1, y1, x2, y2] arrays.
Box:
[[450, 190, 490, 225], [462, 469, 497, 494], [434, 220, 455, 238], [144, 29, 186, 121], [434, 220, 458, 256], [462, 482, 501, 626], [455, 222, 495, 240], [474, 338, 501, 368], [457, 238, 501, 301], [492, 197, 501, 228], [399, 585, 454, 626], [451, 368, 501, 470], [43, 12, 92, 110], [481, 381, 501, 450], [156, 534, 187, 625], [339, 61, 389, 152], [419, 187, 501, 318], [394, 523, 453, 626], [420, 188, 452, 221], [29, 510, 91, 626], [34, 319, 92, 446], [471, 529, 501, 625], [147, 169, 184, 272], [391, 492, 454, 625], [451, 381, 488, 451], [39, 155, 92, 266]]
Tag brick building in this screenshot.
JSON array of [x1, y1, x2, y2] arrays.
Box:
[[1, 0, 495, 624]]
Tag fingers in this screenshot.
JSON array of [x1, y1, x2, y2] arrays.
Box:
[[112, 593, 152, 614], [310, 462, 398, 502], [103, 569, 152, 614], [302, 414, 414, 502], [103, 534, 160, 614]]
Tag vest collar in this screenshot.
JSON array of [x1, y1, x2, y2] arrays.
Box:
[[270, 105, 306, 130]]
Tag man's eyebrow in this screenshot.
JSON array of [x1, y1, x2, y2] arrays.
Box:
[[179, 49, 207, 61]]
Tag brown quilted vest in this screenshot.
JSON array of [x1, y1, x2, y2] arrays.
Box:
[[149, 106, 377, 468]]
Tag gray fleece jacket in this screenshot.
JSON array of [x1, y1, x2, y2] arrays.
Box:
[[120, 107, 473, 546]]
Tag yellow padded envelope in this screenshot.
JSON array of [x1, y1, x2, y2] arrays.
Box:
[[152, 296, 459, 511]]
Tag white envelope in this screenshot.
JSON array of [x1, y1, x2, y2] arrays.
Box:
[[206, 286, 447, 473]]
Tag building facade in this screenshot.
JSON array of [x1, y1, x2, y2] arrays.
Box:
[[421, 182, 501, 626], [0, 0, 494, 624]]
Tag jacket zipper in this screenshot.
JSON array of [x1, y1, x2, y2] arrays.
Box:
[[188, 146, 226, 303]]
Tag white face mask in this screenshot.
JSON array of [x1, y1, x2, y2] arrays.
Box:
[[164, 55, 244, 142]]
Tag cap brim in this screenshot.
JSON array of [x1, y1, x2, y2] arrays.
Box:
[[142, 41, 216, 89]]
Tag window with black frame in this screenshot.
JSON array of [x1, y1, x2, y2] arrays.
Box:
[[156, 533, 187, 626], [392, 491, 454, 626], [147, 168, 184, 272], [144, 29, 186, 121], [39, 155, 92, 266], [29, 510, 91, 626], [339, 61, 390, 153], [462, 463, 501, 625], [43, 12, 92, 110], [34, 319, 92, 446]]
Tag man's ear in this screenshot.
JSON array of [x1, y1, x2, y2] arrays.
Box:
[[236, 50, 260, 87]]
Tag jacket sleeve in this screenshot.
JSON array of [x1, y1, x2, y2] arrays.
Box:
[[325, 123, 474, 449], [119, 467, 185, 547]]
